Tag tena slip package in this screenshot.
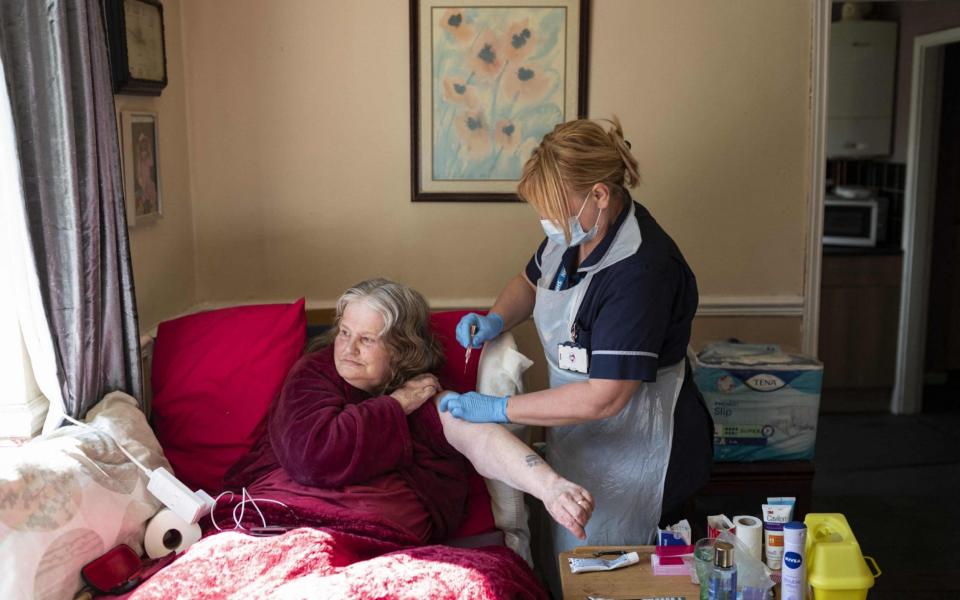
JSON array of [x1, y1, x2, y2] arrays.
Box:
[[692, 342, 822, 461]]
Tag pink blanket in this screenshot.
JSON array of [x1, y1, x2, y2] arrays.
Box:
[[123, 497, 547, 599]]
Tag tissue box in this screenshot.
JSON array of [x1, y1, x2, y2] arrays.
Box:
[[692, 342, 822, 462]]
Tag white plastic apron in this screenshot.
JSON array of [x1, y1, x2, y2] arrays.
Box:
[[533, 201, 685, 553]]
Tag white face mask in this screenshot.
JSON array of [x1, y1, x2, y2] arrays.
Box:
[[540, 193, 603, 248]]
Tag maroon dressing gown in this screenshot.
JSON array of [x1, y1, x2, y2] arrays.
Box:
[[224, 346, 467, 542]]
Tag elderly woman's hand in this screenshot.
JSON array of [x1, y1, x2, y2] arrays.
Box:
[[390, 374, 441, 415], [542, 473, 595, 540]]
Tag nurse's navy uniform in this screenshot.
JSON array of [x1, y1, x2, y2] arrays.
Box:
[[527, 196, 713, 567]]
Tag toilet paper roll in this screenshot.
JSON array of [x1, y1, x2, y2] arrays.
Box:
[[144, 508, 202, 559], [733, 515, 763, 561]]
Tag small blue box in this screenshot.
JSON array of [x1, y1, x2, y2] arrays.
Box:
[[692, 342, 822, 462]]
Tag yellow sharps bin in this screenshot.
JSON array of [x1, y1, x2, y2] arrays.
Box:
[[804, 513, 881, 599]]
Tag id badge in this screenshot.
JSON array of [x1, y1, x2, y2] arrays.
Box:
[[558, 342, 589, 374]]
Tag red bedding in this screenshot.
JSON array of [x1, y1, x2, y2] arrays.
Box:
[[122, 496, 547, 600], [131, 309, 540, 597]]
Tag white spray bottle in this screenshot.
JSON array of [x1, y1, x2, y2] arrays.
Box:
[[781, 521, 807, 600]]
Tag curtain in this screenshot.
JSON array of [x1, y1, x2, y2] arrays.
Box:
[[0, 0, 143, 423], [0, 45, 63, 436]]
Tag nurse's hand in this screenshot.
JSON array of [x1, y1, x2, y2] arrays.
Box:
[[455, 312, 504, 348], [438, 391, 509, 423], [543, 475, 594, 540]]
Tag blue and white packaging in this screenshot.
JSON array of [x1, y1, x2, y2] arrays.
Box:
[[781, 521, 807, 600], [692, 342, 822, 461], [657, 519, 691, 546]]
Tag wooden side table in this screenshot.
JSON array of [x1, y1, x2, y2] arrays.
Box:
[[558, 545, 699, 600]]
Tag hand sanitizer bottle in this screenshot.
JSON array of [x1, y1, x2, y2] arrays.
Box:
[[708, 541, 738, 600]]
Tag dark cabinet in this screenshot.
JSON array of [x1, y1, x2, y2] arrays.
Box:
[[818, 253, 902, 410]]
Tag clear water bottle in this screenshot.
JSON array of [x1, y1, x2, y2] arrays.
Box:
[[708, 541, 738, 600]]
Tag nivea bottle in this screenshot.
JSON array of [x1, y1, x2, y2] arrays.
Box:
[[781, 521, 807, 600], [708, 541, 737, 600]]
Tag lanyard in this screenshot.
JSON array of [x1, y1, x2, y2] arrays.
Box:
[[553, 266, 568, 291]]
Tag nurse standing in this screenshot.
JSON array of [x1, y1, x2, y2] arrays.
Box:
[[441, 117, 713, 561]]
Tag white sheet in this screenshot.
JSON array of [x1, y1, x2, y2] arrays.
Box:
[[0, 392, 168, 600]]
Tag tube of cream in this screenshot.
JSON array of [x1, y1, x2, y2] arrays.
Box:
[[568, 551, 640, 574], [762, 496, 796, 570]]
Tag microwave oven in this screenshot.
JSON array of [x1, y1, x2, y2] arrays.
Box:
[[823, 196, 882, 247]]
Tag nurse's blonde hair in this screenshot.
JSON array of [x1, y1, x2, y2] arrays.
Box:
[[518, 116, 640, 240]]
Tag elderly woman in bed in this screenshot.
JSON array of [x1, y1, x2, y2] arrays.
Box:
[[224, 278, 593, 544]]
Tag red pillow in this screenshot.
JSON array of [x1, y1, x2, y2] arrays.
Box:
[[453, 467, 497, 538], [151, 300, 306, 494], [430, 310, 485, 394], [430, 310, 496, 539]]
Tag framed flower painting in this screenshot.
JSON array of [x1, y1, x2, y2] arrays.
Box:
[[410, 0, 589, 202]]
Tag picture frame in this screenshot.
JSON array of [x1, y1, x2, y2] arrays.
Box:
[[104, 0, 168, 96], [119, 111, 162, 223], [410, 0, 590, 202]]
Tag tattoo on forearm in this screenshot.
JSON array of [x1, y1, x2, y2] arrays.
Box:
[[524, 454, 544, 468]]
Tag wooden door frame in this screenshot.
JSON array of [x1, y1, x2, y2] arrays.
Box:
[[804, 0, 831, 358], [893, 27, 960, 414]]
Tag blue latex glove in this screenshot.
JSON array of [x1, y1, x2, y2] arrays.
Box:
[[456, 312, 504, 349], [439, 391, 510, 423]]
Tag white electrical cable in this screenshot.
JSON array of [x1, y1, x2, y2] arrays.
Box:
[[60, 413, 153, 476], [61, 413, 291, 532], [209, 489, 290, 532]]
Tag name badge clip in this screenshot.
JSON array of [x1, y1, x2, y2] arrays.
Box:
[[558, 342, 588, 374]]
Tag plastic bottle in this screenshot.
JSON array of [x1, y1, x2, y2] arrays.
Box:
[[708, 541, 738, 600], [781, 521, 807, 600]]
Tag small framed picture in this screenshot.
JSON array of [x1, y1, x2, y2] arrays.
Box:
[[119, 110, 161, 223]]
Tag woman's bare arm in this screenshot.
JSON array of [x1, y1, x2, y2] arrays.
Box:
[[434, 395, 594, 539], [489, 273, 537, 332]]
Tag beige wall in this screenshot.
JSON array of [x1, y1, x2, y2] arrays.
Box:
[[590, 1, 812, 299], [167, 0, 814, 352], [179, 0, 813, 299], [119, 0, 197, 333]]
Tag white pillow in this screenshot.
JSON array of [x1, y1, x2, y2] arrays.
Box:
[[476, 333, 534, 565], [0, 392, 168, 600]]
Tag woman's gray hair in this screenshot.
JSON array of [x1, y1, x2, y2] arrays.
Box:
[[307, 278, 444, 394]]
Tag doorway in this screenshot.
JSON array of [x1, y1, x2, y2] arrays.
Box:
[[817, 1, 960, 415], [922, 43, 960, 412], [895, 34, 960, 414]]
